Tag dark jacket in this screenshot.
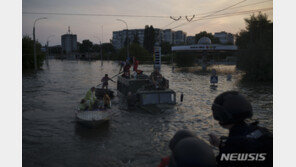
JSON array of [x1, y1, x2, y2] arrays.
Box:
[[217, 122, 273, 167]]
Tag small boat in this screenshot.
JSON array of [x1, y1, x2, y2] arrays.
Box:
[[75, 109, 114, 128]]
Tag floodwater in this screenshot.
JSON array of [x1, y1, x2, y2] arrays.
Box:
[[23, 60, 272, 167]]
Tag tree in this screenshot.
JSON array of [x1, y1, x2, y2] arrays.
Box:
[[79, 40, 93, 53], [143, 25, 155, 54], [195, 31, 220, 44], [161, 41, 172, 55], [236, 13, 273, 82], [22, 36, 45, 70], [118, 43, 151, 61], [133, 33, 140, 44]]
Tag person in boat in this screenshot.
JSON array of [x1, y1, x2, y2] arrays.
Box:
[[158, 130, 216, 167], [133, 56, 139, 72], [84, 87, 97, 110], [103, 93, 111, 109], [210, 69, 218, 85], [79, 99, 89, 111], [101, 74, 115, 89], [150, 69, 168, 89], [122, 61, 131, 78], [208, 91, 273, 167]]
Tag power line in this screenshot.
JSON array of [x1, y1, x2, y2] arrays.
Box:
[[171, 7, 273, 29], [22, 12, 171, 18]]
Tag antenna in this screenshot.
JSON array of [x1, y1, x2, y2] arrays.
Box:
[[68, 26, 71, 34]]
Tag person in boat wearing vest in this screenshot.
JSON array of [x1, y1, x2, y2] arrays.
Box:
[[158, 130, 216, 167], [101, 74, 115, 89], [84, 87, 97, 110], [208, 91, 273, 167], [210, 69, 218, 85]]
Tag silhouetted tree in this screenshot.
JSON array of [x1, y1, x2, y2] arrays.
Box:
[[161, 41, 172, 55], [236, 13, 273, 82], [79, 40, 93, 53], [22, 36, 45, 70], [143, 25, 155, 54]]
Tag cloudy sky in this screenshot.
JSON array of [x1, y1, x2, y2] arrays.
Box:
[[22, 0, 273, 46]]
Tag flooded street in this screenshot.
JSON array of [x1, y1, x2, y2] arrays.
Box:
[[23, 60, 272, 167]]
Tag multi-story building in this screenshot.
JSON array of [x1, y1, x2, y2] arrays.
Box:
[[214, 31, 234, 44], [112, 29, 145, 49], [186, 36, 196, 45], [162, 29, 174, 44], [61, 27, 77, 54], [173, 30, 187, 45]]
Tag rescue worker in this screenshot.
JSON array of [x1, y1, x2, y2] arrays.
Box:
[[209, 91, 273, 167], [84, 87, 96, 110], [101, 74, 115, 89], [103, 93, 111, 109], [163, 130, 216, 167]]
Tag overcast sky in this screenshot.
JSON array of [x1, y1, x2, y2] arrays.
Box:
[[22, 0, 273, 46]]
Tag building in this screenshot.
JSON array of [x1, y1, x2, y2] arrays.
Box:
[[162, 29, 174, 44], [61, 27, 77, 54], [186, 36, 196, 45], [173, 30, 187, 45], [214, 31, 234, 44], [112, 29, 145, 49]]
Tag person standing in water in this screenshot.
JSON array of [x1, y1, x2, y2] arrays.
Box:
[[101, 74, 115, 89]]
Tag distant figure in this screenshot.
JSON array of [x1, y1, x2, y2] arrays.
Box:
[[210, 69, 218, 84], [227, 73, 232, 81], [101, 74, 115, 89], [172, 66, 175, 72], [84, 87, 96, 110]]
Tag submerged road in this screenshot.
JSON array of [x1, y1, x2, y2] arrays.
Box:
[[23, 60, 272, 167]]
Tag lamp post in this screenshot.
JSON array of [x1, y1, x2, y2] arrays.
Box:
[[46, 35, 54, 59], [117, 19, 129, 60], [33, 17, 47, 70]]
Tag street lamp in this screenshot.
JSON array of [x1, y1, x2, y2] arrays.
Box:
[[117, 19, 129, 60], [33, 17, 47, 70], [46, 35, 54, 59]]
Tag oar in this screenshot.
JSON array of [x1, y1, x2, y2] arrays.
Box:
[[96, 71, 123, 87]]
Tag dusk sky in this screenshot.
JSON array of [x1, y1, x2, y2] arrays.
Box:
[[22, 0, 273, 46]]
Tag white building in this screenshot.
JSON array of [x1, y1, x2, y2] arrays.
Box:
[[173, 30, 187, 45], [61, 27, 77, 54], [214, 31, 234, 44], [162, 29, 174, 44]]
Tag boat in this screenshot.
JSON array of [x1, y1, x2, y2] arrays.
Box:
[[75, 109, 114, 128]]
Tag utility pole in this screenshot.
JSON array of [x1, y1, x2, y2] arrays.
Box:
[[117, 19, 129, 60], [33, 17, 47, 70], [101, 25, 103, 66]]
